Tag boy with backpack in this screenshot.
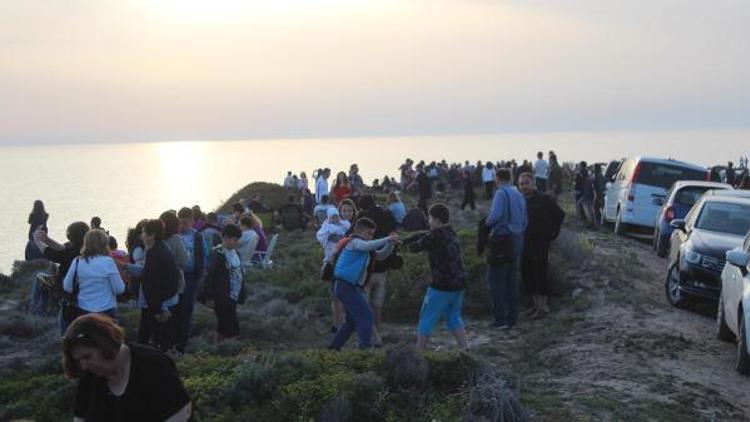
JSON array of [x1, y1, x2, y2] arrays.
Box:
[[328, 218, 399, 350], [403, 204, 469, 351]]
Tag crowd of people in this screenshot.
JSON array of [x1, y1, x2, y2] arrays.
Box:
[[23, 151, 574, 419], [19, 149, 750, 419]]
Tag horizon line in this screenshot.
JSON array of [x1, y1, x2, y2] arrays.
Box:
[[2, 127, 749, 149]]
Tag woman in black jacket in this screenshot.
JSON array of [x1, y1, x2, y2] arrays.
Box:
[[518, 173, 565, 319], [131, 219, 181, 352]]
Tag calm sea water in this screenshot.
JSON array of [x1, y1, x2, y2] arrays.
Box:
[[1, 130, 749, 272]]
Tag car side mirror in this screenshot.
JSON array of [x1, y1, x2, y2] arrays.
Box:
[[670, 219, 687, 233], [726, 249, 750, 274]]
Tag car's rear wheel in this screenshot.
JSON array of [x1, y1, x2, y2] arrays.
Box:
[[717, 294, 735, 342], [655, 232, 669, 258], [665, 262, 689, 308], [614, 209, 627, 236], [737, 309, 750, 375]]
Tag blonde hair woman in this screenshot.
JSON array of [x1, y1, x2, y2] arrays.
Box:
[[63, 229, 125, 321]]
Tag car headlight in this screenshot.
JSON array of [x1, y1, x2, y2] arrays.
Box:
[[685, 249, 703, 265]]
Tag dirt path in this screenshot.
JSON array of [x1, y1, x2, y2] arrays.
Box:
[[404, 220, 750, 421]]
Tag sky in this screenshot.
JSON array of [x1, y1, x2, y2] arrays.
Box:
[[0, 0, 748, 145]]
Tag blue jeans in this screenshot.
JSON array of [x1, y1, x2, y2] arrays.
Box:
[[177, 272, 199, 352], [330, 280, 373, 350], [487, 258, 521, 327], [29, 278, 49, 315]]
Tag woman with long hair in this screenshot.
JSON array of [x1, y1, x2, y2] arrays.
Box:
[[26, 200, 49, 260], [63, 229, 125, 320], [331, 171, 352, 204]]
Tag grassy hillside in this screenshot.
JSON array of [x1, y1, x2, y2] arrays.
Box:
[[0, 183, 548, 422]]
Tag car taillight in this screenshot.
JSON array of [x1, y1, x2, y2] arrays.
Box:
[[665, 206, 675, 222], [705, 170, 711, 181]]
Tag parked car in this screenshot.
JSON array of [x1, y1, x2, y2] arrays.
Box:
[[666, 196, 750, 307], [717, 235, 750, 375], [603, 159, 623, 183], [602, 157, 708, 236], [702, 189, 750, 199], [653, 181, 733, 257]]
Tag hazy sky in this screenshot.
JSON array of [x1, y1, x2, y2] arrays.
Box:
[[1, 0, 748, 145]]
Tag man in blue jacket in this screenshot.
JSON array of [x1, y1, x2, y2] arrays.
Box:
[[485, 168, 528, 330]]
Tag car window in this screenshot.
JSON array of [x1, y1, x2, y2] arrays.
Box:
[[605, 161, 622, 181], [685, 199, 701, 227], [635, 163, 706, 189], [694, 202, 750, 236], [617, 160, 634, 182], [674, 187, 715, 207]]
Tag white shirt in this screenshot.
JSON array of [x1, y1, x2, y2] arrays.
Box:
[[316, 176, 329, 203], [482, 167, 495, 183], [63, 255, 125, 313], [238, 229, 258, 262], [534, 159, 549, 179], [283, 175, 295, 188]]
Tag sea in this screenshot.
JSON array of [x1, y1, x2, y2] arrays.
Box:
[[1, 130, 749, 272]]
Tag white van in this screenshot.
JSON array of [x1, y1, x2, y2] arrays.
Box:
[[602, 157, 707, 236]]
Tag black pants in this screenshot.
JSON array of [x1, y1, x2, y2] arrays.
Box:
[[418, 195, 429, 215], [521, 243, 551, 296], [461, 189, 476, 210], [214, 298, 239, 339], [138, 306, 179, 352], [484, 182, 495, 199]]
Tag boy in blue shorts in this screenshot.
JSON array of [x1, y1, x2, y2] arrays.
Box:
[[404, 204, 469, 351]]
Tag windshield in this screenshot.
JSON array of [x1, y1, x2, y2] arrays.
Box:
[[695, 202, 750, 236], [636, 163, 706, 189], [674, 187, 719, 207]]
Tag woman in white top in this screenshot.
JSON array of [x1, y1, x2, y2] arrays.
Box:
[[316, 207, 351, 333], [63, 229, 125, 319]]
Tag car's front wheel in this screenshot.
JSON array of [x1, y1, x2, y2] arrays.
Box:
[[665, 262, 689, 308], [737, 309, 750, 375], [717, 294, 735, 342]]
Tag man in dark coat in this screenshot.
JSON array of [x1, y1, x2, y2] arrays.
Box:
[[416, 165, 432, 215], [517, 172, 565, 319]]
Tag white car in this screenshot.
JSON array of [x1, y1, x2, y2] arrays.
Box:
[[602, 156, 708, 236], [717, 234, 750, 375]]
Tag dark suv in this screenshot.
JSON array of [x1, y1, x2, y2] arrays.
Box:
[[666, 196, 750, 307]]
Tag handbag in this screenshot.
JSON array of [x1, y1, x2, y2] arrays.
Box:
[[60, 257, 80, 324], [321, 237, 355, 281], [486, 188, 515, 266]]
